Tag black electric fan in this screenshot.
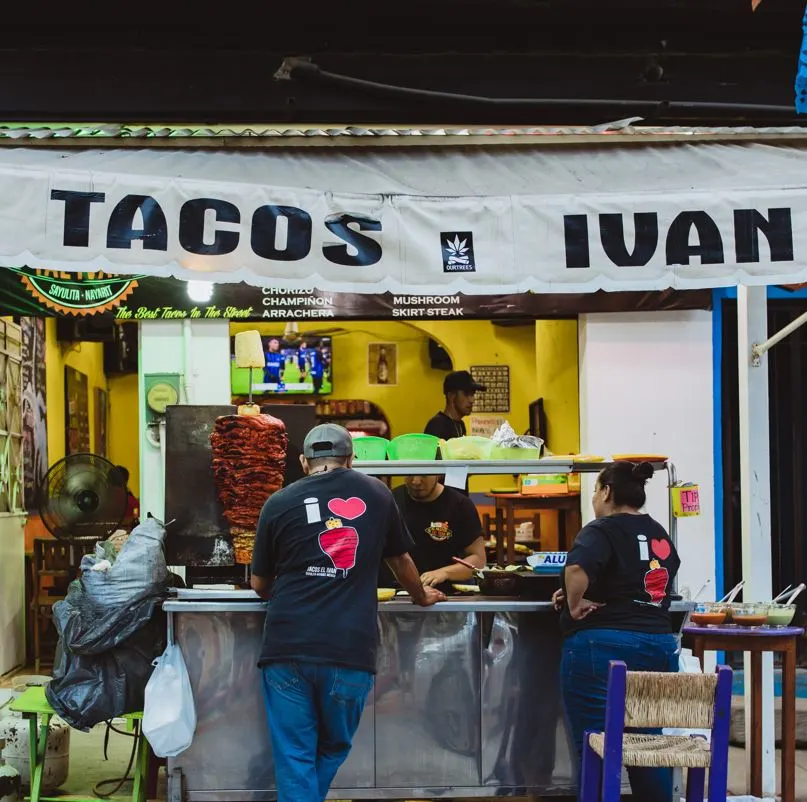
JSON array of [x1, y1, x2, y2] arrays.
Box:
[[38, 453, 129, 559]]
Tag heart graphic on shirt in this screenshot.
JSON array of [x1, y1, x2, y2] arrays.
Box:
[[650, 538, 671, 561], [327, 497, 367, 521]]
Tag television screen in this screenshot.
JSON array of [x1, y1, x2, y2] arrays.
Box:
[[230, 335, 333, 396]]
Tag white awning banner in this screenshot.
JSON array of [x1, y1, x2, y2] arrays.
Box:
[[0, 142, 806, 294]]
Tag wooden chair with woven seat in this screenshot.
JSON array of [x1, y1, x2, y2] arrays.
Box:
[[579, 659, 733, 802]]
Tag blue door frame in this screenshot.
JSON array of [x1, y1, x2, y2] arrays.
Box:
[[712, 285, 807, 603]]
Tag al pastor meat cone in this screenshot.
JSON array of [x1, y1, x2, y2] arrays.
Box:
[[210, 413, 288, 564]]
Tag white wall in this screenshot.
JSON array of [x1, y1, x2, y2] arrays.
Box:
[[0, 514, 26, 675], [139, 320, 232, 521], [578, 311, 715, 602]]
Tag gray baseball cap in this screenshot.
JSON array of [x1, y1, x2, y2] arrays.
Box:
[[303, 423, 354, 459]]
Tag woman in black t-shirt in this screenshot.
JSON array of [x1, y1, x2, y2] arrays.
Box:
[[552, 461, 681, 802]]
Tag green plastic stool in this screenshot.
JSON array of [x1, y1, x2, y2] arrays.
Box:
[[10, 686, 149, 802]]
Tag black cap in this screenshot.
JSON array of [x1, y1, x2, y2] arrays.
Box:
[[443, 370, 486, 394], [303, 423, 354, 459]]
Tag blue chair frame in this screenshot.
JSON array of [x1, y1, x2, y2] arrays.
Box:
[[580, 659, 733, 802]]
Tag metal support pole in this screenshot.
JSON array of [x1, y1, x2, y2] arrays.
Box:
[[737, 285, 775, 796], [752, 308, 807, 365]]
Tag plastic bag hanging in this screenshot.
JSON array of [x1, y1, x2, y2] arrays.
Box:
[[142, 643, 197, 758]]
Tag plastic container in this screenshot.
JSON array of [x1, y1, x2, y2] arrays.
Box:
[[440, 436, 494, 460], [731, 603, 769, 627], [352, 436, 389, 461], [387, 434, 440, 461], [690, 602, 728, 627], [0, 713, 69, 791], [527, 552, 567, 573], [766, 603, 796, 627], [491, 446, 541, 461]]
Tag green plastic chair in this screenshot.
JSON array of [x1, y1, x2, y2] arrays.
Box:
[[10, 686, 150, 802]]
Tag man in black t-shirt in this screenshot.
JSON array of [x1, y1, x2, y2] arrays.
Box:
[[251, 423, 444, 802], [378, 475, 486, 595], [424, 370, 486, 442]]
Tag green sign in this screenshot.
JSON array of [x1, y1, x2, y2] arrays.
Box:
[[8, 266, 143, 315]]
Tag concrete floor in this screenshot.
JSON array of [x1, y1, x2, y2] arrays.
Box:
[[4, 670, 807, 801]]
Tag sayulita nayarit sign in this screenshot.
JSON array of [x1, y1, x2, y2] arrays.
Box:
[[9, 266, 143, 315]]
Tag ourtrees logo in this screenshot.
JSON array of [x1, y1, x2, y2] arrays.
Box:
[[441, 232, 476, 273]]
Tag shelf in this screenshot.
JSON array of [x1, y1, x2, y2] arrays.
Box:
[[353, 459, 573, 475], [352, 459, 668, 476]]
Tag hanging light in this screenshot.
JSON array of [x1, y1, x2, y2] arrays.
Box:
[[187, 280, 214, 303]]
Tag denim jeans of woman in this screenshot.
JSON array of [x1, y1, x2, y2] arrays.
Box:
[[561, 628, 679, 802], [261, 661, 374, 802]]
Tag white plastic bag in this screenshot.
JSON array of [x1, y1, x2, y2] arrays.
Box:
[[142, 643, 196, 757], [663, 648, 712, 742]]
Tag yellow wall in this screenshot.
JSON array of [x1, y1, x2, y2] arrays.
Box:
[[45, 318, 108, 468], [535, 320, 580, 455], [42, 317, 579, 501], [231, 319, 571, 491], [231, 320, 540, 440], [108, 374, 140, 496]]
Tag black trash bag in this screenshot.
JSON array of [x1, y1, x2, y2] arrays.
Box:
[[46, 598, 167, 731], [44, 518, 171, 731]]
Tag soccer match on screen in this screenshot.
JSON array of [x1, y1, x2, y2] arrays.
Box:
[[230, 335, 333, 396]]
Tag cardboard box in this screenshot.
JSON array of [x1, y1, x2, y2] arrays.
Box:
[[520, 474, 569, 495]]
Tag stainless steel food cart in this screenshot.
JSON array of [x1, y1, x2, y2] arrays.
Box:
[[165, 456, 690, 800], [165, 592, 693, 801]]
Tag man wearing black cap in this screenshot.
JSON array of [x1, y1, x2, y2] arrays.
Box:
[[425, 370, 486, 441], [250, 423, 444, 802]]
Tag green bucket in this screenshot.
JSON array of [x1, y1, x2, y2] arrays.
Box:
[[352, 436, 389, 461], [387, 433, 440, 460]]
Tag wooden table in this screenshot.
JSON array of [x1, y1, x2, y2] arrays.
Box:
[[487, 492, 581, 564], [684, 624, 804, 802]]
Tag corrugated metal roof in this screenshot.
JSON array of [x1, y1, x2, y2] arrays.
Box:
[[1, 121, 806, 147]]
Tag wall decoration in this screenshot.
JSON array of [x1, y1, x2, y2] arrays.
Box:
[[64, 367, 90, 455], [470, 365, 511, 413], [368, 343, 397, 386], [469, 415, 508, 438], [20, 317, 48, 509], [0, 319, 23, 513], [94, 387, 108, 458]]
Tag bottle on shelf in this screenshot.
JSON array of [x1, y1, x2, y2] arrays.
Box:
[[376, 347, 389, 384]]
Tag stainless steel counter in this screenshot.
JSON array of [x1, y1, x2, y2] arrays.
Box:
[[165, 594, 694, 801]]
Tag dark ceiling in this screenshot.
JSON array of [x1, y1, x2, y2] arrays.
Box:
[[0, 0, 803, 126]]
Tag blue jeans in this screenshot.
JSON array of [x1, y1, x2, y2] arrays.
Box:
[[561, 629, 678, 802], [261, 661, 374, 802]]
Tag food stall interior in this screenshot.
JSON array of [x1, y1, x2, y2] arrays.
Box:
[[161, 386, 691, 800]]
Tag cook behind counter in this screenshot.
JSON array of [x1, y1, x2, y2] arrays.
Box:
[[378, 483, 486, 594]]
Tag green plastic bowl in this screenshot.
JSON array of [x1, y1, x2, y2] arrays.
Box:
[[387, 433, 440, 460], [352, 436, 389, 461], [492, 446, 542, 460]]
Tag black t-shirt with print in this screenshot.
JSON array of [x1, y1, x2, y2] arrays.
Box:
[[560, 513, 681, 638], [424, 412, 466, 441], [252, 468, 413, 673], [378, 485, 483, 593]]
